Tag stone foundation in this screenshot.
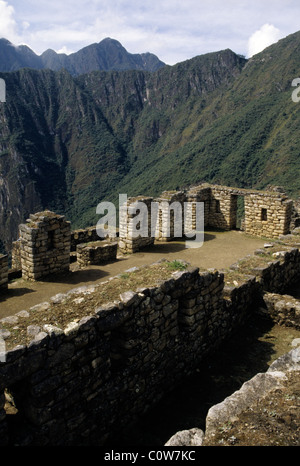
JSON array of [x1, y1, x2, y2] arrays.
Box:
[[76, 241, 118, 268]]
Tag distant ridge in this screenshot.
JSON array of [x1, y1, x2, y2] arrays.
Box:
[[0, 37, 166, 75], [1, 29, 300, 254]]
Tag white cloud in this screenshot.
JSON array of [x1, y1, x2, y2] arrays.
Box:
[[2, 1, 300, 64], [0, 0, 18, 42], [247, 23, 282, 57], [57, 45, 74, 55]]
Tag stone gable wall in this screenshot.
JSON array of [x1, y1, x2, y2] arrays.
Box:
[[244, 193, 293, 238], [19, 211, 71, 281]]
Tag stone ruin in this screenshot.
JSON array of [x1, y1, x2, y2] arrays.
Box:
[[1, 183, 297, 286], [76, 241, 118, 268], [18, 211, 71, 281], [186, 183, 293, 235], [118, 196, 154, 253], [0, 254, 8, 292]]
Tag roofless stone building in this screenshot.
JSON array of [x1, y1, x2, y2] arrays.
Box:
[[6, 183, 296, 283], [18, 211, 71, 281]]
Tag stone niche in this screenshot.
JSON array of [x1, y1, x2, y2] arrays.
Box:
[[19, 211, 71, 281], [0, 254, 8, 291], [76, 241, 118, 268]]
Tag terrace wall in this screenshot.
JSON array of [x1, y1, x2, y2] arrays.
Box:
[[1, 236, 300, 445]]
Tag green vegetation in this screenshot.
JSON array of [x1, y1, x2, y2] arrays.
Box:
[[166, 260, 188, 271], [1, 31, 300, 247]]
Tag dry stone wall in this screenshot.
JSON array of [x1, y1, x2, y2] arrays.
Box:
[[185, 183, 293, 237], [0, 184, 298, 445], [154, 191, 187, 241], [251, 247, 300, 293], [208, 186, 237, 230], [11, 241, 21, 271], [0, 254, 8, 292], [186, 185, 211, 228], [244, 192, 293, 238], [119, 196, 154, 253], [263, 292, 300, 329], [19, 211, 71, 280], [76, 241, 118, 268], [0, 265, 227, 446], [5, 183, 295, 286], [70, 226, 100, 252], [1, 232, 300, 445]]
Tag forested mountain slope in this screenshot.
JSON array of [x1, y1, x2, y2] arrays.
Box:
[[1, 30, 300, 251]]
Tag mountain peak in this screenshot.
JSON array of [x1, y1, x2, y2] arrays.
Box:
[[100, 37, 122, 45], [0, 37, 166, 75]]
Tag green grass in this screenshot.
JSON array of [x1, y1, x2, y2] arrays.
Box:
[[166, 260, 188, 271]]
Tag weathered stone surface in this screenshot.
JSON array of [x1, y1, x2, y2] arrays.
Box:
[[0, 315, 19, 325], [19, 211, 71, 281], [203, 346, 300, 443], [205, 371, 287, 438], [77, 241, 118, 268], [1, 208, 300, 446], [27, 325, 42, 337], [267, 346, 300, 373], [263, 292, 300, 328], [165, 428, 204, 446]]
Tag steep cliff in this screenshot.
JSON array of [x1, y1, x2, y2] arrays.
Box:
[[1, 30, 300, 252]]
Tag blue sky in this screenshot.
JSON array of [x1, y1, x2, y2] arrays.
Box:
[[1, 0, 300, 64]]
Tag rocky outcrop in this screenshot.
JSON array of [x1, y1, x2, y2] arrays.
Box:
[[263, 292, 300, 329], [165, 428, 204, 446], [165, 342, 300, 446]]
